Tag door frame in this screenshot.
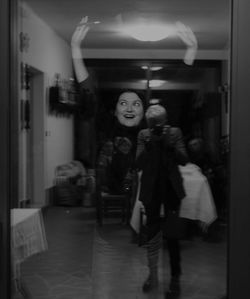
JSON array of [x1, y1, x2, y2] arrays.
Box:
[[0, 0, 17, 296], [1, 0, 250, 298], [228, 0, 250, 297], [29, 68, 46, 207]]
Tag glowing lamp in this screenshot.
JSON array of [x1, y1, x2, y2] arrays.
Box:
[[142, 79, 166, 88], [124, 24, 172, 42], [141, 66, 163, 71]]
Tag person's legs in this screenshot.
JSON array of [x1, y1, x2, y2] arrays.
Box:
[[143, 230, 162, 292], [167, 238, 181, 277], [142, 200, 162, 292], [163, 183, 182, 298], [165, 238, 181, 298]]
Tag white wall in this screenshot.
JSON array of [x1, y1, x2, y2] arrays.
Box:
[[21, 2, 74, 193]]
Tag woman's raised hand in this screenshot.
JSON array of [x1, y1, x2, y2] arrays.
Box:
[[175, 21, 198, 65], [71, 16, 90, 81], [176, 21, 197, 48], [71, 16, 90, 48]]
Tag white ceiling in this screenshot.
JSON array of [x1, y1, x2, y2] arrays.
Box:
[[23, 0, 231, 89], [24, 0, 230, 52]]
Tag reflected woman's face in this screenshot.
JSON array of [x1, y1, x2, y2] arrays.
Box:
[[115, 92, 144, 127]]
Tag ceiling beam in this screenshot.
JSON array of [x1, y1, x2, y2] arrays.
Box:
[[82, 49, 229, 60]]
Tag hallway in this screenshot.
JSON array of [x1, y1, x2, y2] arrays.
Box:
[[16, 207, 227, 299]]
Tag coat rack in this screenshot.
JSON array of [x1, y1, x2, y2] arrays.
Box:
[[49, 74, 80, 117]]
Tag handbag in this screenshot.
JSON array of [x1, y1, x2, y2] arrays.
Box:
[[161, 210, 187, 239]]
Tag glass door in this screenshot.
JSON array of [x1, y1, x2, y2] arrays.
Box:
[[5, 0, 250, 299]]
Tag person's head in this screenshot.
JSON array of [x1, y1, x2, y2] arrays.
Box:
[[145, 98, 167, 128], [187, 138, 204, 155], [115, 91, 144, 127]]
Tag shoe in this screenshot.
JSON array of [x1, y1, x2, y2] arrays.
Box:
[[165, 276, 180, 298], [165, 290, 180, 299], [142, 274, 158, 292]]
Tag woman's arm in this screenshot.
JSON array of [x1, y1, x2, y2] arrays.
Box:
[[136, 130, 146, 160], [175, 21, 198, 66], [162, 127, 189, 165], [71, 16, 98, 118], [171, 128, 189, 165], [135, 130, 152, 169], [71, 16, 90, 83]]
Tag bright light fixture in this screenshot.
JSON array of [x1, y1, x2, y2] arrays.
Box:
[[142, 79, 166, 88], [149, 80, 165, 88], [141, 66, 163, 71], [124, 24, 172, 42]]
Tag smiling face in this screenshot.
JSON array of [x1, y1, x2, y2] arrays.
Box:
[[115, 92, 144, 127]]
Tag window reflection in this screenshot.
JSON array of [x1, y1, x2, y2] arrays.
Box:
[[11, 0, 230, 298]]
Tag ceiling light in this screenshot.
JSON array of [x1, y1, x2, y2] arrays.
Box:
[[141, 66, 163, 71], [124, 24, 172, 42], [149, 80, 165, 87], [142, 79, 166, 88]]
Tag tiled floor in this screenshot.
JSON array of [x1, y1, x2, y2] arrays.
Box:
[[13, 206, 227, 299]]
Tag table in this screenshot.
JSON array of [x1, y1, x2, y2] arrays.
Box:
[[11, 208, 48, 295], [130, 163, 217, 233]]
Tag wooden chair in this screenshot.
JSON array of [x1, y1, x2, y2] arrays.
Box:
[[95, 169, 131, 226]]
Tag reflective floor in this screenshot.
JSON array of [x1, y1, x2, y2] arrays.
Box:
[[14, 206, 227, 299]]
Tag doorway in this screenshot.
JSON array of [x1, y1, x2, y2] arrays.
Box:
[[29, 68, 46, 207]]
